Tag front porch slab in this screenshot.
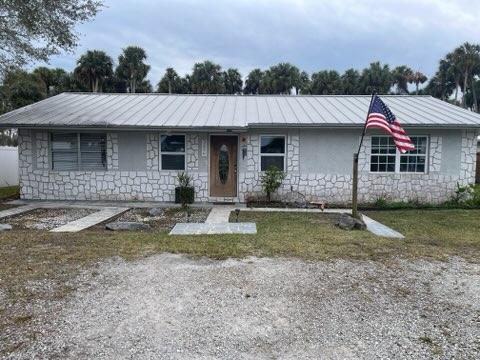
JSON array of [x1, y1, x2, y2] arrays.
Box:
[[169, 222, 257, 235]]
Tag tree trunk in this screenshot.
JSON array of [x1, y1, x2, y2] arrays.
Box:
[[130, 78, 136, 94], [415, 82, 419, 95], [454, 83, 459, 103], [462, 70, 469, 108], [93, 78, 99, 92], [168, 81, 172, 94], [472, 78, 478, 112]]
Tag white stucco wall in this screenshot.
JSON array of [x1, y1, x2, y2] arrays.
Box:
[[0, 146, 19, 186], [17, 128, 479, 204]]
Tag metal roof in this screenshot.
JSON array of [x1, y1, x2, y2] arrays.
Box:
[[1, 92, 480, 129]]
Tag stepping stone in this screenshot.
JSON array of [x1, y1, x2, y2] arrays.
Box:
[[335, 213, 366, 230], [149, 207, 164, 217], [169, 222, 257, 235], [50, 207, 129, 233], [0, 224, 12, 232], [106, 222, 151, 231]]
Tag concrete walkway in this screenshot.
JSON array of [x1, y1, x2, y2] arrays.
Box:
[[362, 214, 405, 239], [170, 222, 257, 235], [170, 204, 256, 235], [50, 207, 129, 233], [0, 204, 38, 219], [205, 205, 238, 223]]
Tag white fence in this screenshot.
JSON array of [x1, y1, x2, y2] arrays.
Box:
[[0, 146, 19, 187]]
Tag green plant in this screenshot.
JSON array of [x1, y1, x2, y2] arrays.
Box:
[[177, 172, 192, 188], [176, 172, 194, 208], [260, 165, 285, 202]]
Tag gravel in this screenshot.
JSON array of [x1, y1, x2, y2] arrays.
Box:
[[6, 255, 480, 359], [109, 208, 210, 230], [5, 208, 96, 230]]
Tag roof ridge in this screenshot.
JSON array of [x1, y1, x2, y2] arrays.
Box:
[[60, 92, 433, 98]]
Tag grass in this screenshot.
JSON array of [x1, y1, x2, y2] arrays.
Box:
[[0, 208, 479, 354], [0, 185, 19, 200]]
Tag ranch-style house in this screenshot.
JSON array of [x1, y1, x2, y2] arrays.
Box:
[[0, 93, 478, 204]]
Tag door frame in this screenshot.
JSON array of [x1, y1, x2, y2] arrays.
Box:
[[208, 134, 239, 198]]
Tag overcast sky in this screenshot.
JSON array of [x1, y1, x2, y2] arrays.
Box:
[[36, 0, 480, 84]]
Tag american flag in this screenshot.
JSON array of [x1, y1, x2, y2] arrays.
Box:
[[365, 95, 415, 153]]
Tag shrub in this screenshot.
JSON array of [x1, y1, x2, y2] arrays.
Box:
[[176, 172, 194, 208], [260, 165, 285, 202]]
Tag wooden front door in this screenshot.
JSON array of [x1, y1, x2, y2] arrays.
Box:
[[210, 136, 238, 197]]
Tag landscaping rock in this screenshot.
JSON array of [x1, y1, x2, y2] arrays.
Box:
[[335, 213, 366, 230], [105, 222, 151, 231], [148, 207, 164, 217], [0, 223, 12, 231]]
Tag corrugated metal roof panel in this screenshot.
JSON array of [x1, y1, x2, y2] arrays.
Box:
[[1, 92, 480, 129]]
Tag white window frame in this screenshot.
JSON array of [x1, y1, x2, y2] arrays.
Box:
[[159, 133, 186, 171], [369, 135, 429, 174], [399, 136, 429, 174], [259, 134, 286, 172], [50, 132, 107, 171]]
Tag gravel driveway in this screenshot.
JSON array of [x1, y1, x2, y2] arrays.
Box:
[[10, 255, 480, 359]]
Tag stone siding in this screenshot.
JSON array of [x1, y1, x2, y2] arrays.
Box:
[[18, 129, 478, 204], [238, 131, 478, 204], [19, 130, 208, 202]]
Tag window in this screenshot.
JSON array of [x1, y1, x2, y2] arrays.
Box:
[[370, 136, 396, 172], [400, 136, 427, 173], [161, 134, 185, 170], [260, 135, 285, 171], [370, 136, 428, 174], [51, 133, 106, 170]]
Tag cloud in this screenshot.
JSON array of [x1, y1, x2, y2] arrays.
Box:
[[35, 0, 480, 84]]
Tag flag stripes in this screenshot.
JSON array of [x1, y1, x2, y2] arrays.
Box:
[[365, 96, 415, 153]]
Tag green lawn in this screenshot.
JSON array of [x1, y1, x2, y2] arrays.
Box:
[[0, 185, 19, 200]]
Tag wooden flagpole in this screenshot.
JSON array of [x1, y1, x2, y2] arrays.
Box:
[[352, 93, 375, 219]]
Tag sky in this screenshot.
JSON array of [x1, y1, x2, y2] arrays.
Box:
[[34, 0, 480, 85]]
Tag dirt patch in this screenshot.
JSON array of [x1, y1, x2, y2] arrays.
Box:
[[4, 208, 96, 230], [100, 207, 210, 231]]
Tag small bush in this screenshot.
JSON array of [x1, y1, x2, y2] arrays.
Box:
[[364, 183, 480, 210], [260, 165, 285, 202], [176, 172, 194, 208]]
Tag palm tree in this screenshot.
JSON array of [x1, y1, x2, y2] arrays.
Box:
[[244, 69, 264, 94], [262, 63, 301, 94], [297, 71, 310, 94], [74, 50, 113, 92], [360, 62, 392, 94], [341, 69, 361, 94], [409, 71, 428, 95], [190, 60, 225, 94], [310, 70, 342, 94], [445, 50, 463, 104], [157, 68, 181, 94], [455, 42, 480, 108], [392, 65, 414, 94], [115, 46, 150, 93], [223, 68, 243, 94]]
